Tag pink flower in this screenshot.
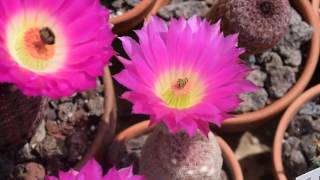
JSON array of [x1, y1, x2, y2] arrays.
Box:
[[0, 0, 114, 98], [46, 159, 145, 180], [114, 16, 256, 135]]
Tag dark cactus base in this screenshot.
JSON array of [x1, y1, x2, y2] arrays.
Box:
[[0, 84, 45, 151]]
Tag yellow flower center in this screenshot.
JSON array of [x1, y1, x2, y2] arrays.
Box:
[[155, 70, 204, 109], [14, 27, 55, 71], [6, 11, 66, 73]]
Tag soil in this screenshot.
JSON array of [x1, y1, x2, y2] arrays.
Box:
[[0, 79, 105, 180], [283, 97, 320, 180], [158, 1, 313, 113], [101, 0, 141, 17], [115, 134, 231, 180]]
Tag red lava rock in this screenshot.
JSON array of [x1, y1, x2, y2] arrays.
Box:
[[66, 130, 89, 163], [46, 108, 57, 120], [60, 122, 74, 136], [46, 121, 59, 136], [86, 96, 104, 116], [58, 102, 77, 122], [21, 162, 45, 180], [38, 136, 66, 158], [46, 121, 65, 140], [70, 109, 88, 125], [82, 89, 98, 99]]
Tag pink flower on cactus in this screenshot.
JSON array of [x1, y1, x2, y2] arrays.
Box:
[[103, 166, 145, 180], [115, 16, 256, 135], [0, 0, 114, 98], [46, 159, 145, 180]]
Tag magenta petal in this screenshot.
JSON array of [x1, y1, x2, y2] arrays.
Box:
[[59, 170, 78, 180], [55, 0, 97, 23], [47, 159, 144, 180], [104, 166, 144, 180], [147, 16, 168, 33], [128, 177, 145, 180], [120, 37, 142, 59], [22, 0, 40, 9], [66, 11, 106, 44], [78, 159, 103, 179], [118, 166, 145, 180], [39, 0, 68, 14], [0, 0, 22, 18], [103, 168, 122, 180], [187, 15, 201, 32], [118, 166, 134, 178], [45, 176, 59, 180], [195, 120, 210, 136], [178, 117, 198, 136], [114, 70, 141, 91]]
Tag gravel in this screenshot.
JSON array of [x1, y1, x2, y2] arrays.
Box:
[[102, 0, 141, 17], [237, 89, 269, 113], [158, 1, 210, 20], [0, 79, 105, 179], [283, 98, 320, 179]]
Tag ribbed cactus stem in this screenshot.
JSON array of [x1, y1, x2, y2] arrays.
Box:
[[0, 84, 45, 151], [140, 124, 222, 180], [208, 0, 290, 54]]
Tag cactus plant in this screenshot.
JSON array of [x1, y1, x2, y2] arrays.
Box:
[[115, 15, 255, 179], [140, 126, 222, 180], [0, 84, 45, 151], [208, 0, 291, 54]]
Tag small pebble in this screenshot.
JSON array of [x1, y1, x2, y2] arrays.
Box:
[[287, 115, 313, 137], [285, 150, 308, 178], [299, 102, 320, 117], [158, 1, 209, 20], [300, 133, 320, 160], [237, 89, 268, 112]]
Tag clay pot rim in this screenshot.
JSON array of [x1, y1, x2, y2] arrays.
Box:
[[220, 0, 320, 132], [109, 0, 170, 34], [273, 84, 320, 180], [311, 0, 320, 18], [114, 120, 244, 180]]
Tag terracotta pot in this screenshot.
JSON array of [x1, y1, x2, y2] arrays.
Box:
[[74, 67, 118, 170], [311, 0, 320, 18], [214, 0, 320, 132], [273, 84, 320, 180], [110, 0, 170, 35], [110, 121, 244, 180]]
